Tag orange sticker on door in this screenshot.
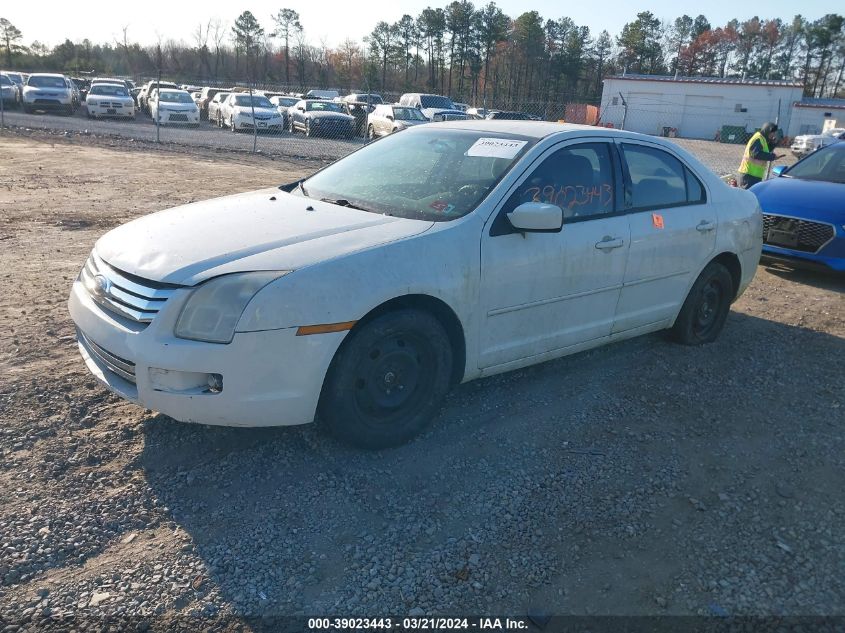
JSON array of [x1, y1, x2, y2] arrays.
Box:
[[652, 213, 664, 229]]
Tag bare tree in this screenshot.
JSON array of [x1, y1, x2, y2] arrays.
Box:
[[272, 8, 302, 87]]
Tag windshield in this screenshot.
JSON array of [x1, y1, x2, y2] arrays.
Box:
[[301, 129, 534, 221], [353, 94, 383, 104], [234, 95, 273, 108], [276, 97, 298, 106], [786, 145, 845, 184], [419, 95, 455, 109], [89, 85, 129, 97], [394, 107, 427, 121], [28, 76, 66, 89], [307, 101, 344, 113], [159, 91, 194, 103], [0, 76, 11, 86]]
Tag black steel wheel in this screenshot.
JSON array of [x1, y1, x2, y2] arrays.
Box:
[[318, 309, 453, 449], [670, 261, 734, 345]]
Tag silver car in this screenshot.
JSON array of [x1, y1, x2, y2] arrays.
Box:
[[367, 104, 428, 139]]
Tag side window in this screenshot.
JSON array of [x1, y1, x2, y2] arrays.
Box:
[[685, 167, 706, 203], [504, 143, 616, 221], [621, 144, 703, 209]]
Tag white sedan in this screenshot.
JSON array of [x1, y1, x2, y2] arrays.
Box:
[[219, 93, 284, 132], [149, 89, 200, 126], [85, 83, 135, 119], [68, 122, 762, 448]]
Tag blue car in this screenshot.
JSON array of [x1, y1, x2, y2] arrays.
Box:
[[751, 142, 845, 272]]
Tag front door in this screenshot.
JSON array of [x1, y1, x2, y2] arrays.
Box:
[[479, 141, 629, 369]]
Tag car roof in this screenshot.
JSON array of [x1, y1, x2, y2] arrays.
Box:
[[430, 120, 636, 139], [29, 73, 65, 78]]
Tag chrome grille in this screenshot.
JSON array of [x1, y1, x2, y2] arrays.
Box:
[[77, 329, 136, 384], [80, 252, 179, 324], [762, 214, 835, 254]]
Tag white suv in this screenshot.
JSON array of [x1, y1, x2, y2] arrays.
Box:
[[22, 73, 76, 115], [69, 122, 762, 449]]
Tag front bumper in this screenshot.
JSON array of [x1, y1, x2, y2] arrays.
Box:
[[23, 97, 73, 110], [68, 278, 344, 427], [233, 115, 284, 131], [157, 110, 200, 125], [761, 243, 845, 272], [87, 103, 135, 118]]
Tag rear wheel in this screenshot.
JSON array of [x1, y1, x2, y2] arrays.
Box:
[[318, 309, 453, 449], [670, 262, 734, 345]]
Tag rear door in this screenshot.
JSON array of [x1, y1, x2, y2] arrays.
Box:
[[612, 140, 715, 333]]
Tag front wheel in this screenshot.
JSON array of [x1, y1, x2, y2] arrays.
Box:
[[367, 124, 375, 140], [318, 310, 453, 449], [305, 120, 312, 137], [669, 261, 734, 345]]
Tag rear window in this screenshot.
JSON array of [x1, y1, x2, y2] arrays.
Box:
[[622, 144, 705, 208]]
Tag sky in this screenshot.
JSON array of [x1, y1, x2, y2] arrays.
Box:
[[3, 0, 836, 50]]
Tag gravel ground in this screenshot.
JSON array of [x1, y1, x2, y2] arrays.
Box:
[[0, 133, 843, 631]]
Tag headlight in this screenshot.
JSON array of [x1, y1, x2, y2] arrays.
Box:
[[175, 272, 287, 344]]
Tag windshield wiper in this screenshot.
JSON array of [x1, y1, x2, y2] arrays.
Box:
[[320, 197, 371, 212]]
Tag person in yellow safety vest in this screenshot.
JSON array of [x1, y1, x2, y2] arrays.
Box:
[[737, 122, 784, 189]]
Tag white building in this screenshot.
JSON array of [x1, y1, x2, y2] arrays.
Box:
[[599, 74, 804, 140], [787, 98, 845, 137]]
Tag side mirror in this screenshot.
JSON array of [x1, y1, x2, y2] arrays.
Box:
[[386, 114, 394, 121], [772, 165, 788, 177], [507, 202, 563, 232]]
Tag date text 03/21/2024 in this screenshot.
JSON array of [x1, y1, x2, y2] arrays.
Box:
[[307, 617, 529, 630]]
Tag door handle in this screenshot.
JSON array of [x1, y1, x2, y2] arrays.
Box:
[[595, 237, 624, 251], [696, 220, 716, 233]]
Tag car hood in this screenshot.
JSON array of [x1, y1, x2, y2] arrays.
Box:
[[307, 111, 354, 121], [95, 188, 434, 286], [751, 176, 845, 224]]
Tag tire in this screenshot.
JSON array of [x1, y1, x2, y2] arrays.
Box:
[[289, 118, 295, 134], [318, 309, 453, 449], [230, 116, 236, 133], [217, 112, 222, 128], [669, 261, 734, 345], [367, 124, 375, 140], [305, 120, 312, 137]]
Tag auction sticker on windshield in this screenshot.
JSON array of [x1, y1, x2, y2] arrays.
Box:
[[466, 137, 528, 159]]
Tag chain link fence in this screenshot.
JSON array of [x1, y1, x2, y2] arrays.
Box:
[[0, 74, 800, 178]]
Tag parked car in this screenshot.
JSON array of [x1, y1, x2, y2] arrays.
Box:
[[207, 92, 231, 126], [22, 73, 76, 115], [486, 110, 532, 120], [305, 89, 340, 100], [269, 95, 299, 127], [288, 99, 355, 138], [71, 77, 90, 100], [197, 87, 229, 120], [342, 93, 383, 107], [0, 73, 21, 109], [790, 128, 845, 157], [68, 121, 761, 449], [138, 80, 179, 114], [466, 107, 489, 119], [91, 77, 133, 92], [367, 103, 428, 138], [398, 93, 468, 121], [453, 102, 470, 112], [2, 71, 25, 89], [85, 83, 135, 120], [219, 93, 284, 132], [751, 142, 845, 272], [149, 89, 200, 126]]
